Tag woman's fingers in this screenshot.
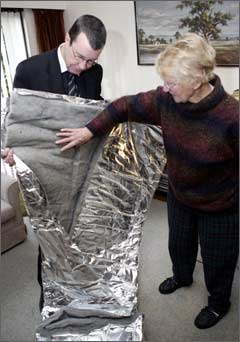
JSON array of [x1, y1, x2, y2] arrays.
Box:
[[55, 137, 73, 145], [60, 141, 78, 152], [55, 127, 93, 151]]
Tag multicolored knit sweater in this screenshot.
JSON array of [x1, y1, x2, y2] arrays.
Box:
[[87, 75, 239, 211]]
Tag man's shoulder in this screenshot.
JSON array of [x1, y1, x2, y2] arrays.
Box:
[[17, 48, 58, 71]]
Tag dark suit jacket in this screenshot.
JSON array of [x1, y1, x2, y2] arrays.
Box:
[[13, 48, 103, 100]]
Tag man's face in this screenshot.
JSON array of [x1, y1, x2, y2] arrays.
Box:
[[65, 32, 102, 75]]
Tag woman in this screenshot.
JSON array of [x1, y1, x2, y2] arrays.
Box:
[[6, 33, 239, 329], [56, 33, 239, 329]]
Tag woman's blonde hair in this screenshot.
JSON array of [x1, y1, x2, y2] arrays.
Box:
[[155, 33, 216, 85]]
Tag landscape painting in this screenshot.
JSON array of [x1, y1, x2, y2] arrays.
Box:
[[134, 0, 239, 66]]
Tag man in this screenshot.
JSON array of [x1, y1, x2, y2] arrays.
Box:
[[2, 14, 107, 311], [13, 14, 106, 99]]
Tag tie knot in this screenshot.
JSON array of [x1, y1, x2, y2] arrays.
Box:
[[64, 71, 74, 81]]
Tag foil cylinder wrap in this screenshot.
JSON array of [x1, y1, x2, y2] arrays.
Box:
[[5, 89, 166, 341]]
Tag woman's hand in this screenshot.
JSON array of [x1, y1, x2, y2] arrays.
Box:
[[1, 147, 15, 166], [55, 127, 93, 151]]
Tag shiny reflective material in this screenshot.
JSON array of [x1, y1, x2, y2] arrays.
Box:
[[35, 309, 143, 341], [6, 89, 166, 341]]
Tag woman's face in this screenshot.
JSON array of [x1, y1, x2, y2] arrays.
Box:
[[162, 77, 199, 103]]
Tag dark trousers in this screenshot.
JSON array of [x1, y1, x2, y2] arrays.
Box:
[[167, 189, 239, 313], [37, 246, 43, 290]]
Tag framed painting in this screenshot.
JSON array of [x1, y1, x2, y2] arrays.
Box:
[[134, 0, 239, 66]]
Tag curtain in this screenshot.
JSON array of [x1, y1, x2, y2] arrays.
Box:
[[1, 10, 28, 92], [33, 9, 65, 53], [1, 9, 28, 177]]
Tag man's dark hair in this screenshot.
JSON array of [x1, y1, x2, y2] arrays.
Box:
[[68, 14, 107, 50]]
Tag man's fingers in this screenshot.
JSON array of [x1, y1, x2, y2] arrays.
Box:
[[1, 148, 15, 166], [4, 156, 15, 166], [1, 147, 10, 158]]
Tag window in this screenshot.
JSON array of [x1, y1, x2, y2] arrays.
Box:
[[1, 9, 28, 177], [1, 9, 28, 98]]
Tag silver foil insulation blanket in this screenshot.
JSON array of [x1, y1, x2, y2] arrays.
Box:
[[5, 89, 166, 341]]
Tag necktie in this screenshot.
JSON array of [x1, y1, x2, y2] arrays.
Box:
[[67, 72, 79, 97]]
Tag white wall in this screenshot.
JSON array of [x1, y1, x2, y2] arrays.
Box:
[[2, 1, 239, 100], [64, 1, 239, 100]]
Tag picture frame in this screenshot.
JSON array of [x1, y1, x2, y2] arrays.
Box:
[[134, 1, 239, 66]]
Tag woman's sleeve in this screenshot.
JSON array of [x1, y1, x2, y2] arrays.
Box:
[[86, 88, 161, 136]]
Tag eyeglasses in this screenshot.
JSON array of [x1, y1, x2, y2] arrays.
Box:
[[163, 80, 178, 90], [71, 45, 97, 67]]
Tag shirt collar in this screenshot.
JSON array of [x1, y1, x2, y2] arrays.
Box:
[[57, 44, 68, 73]]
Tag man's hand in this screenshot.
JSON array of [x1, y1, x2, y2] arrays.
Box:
[[1, 148, 15, 166], [55, 127, 93, 151]]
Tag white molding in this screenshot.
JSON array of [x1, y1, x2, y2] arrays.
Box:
[[1, 1, 66, 10]]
